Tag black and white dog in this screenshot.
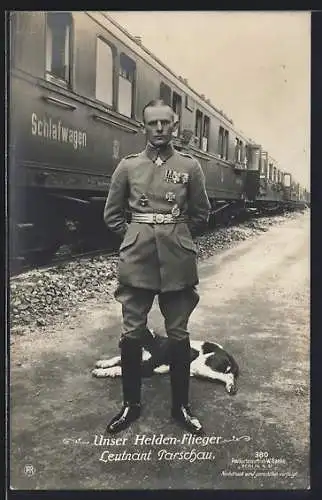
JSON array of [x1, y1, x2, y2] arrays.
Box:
[[92, 330, 239, 395]]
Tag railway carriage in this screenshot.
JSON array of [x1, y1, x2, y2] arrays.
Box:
[[9, 11, 309, 263]]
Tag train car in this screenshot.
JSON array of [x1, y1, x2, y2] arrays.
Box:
[[250, 152, 287, 213], [8, 11, 309, 263], [282, 173, 308, 210]]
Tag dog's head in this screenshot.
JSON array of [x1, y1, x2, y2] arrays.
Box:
[[202, 342, 239, 376]]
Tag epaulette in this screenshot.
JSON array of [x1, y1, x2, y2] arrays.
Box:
[[124, 153, 140, 159], [178, 150, 194, 159]]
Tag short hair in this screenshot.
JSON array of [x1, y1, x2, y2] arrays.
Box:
[[142, 99, 174, 122]]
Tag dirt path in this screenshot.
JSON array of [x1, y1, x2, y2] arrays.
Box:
[[10, 212, 310, 490]]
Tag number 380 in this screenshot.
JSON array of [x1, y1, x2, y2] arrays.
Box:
[[255, 451, 269, 458]]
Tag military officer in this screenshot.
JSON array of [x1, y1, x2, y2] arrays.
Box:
[[103, 99, 211, 435]]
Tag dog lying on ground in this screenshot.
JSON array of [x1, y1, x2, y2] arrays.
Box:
[[92, 330, 239, 395]]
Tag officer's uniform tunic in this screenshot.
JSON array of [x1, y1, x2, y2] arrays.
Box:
[[104, 143, 211, 342]]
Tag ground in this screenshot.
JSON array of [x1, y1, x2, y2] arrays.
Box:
[[9, 211, 310, 490]]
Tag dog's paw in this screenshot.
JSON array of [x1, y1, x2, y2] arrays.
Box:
[[95, 356, 120, 369], [106, 366, 122, 377], [153, 364, 170, 374], [92, 366, 122, 378], [95, 360, 109, 369], [92, 368, 110, 378]]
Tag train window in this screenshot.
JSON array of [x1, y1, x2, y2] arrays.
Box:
[[46, 12, 72, 85], [273, 166, 277, 182], [238, 141, 244, 163], [118, 53, 136, 118], [160, 82, 172, 106], [261, 151, 268, 176], [195, 110, 203, 148], [235, 138, 243, 163], [235, 139, 239, 162], [95, 38, 114, 107], [224, 130, 229, 160], [202, 116, 210, 152], [241, 142, 246, 165], [185, 94, 194, 112], [264, 157, 268, 177], [268, 162, 273, 180], [218, 126, 225, 158], [172, 92, 182, 137]]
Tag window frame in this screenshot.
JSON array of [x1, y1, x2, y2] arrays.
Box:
[[118, 51, 136, 119], [195, 109, 203, 149], [95, 36, 116, 109], [273, 166, 277, 182], [185, 94, 194, 112], [224, 130, 229, 161], [160, 81, 172, 107], [202, 115, 210, 152], [45, 12, 73, 88], [235, 138, 243, 163], [218, 126, 225, 158], [172, 91, 182, 137]]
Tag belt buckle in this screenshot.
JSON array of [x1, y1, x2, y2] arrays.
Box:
[[154, 214, 165, 224]]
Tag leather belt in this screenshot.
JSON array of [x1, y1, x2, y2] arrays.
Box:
[[131, 213, 188, 224]]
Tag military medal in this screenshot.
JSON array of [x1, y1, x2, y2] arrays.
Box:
[[166, 191, 176, 203], [155, 156, 164, 167], [139, 194, 149, 207], [165, 169, 173, 182], [164, 170, 190, 184], [172, 171, 181, 184], [171, 204, 181, 217], [181, 173, 189, 184]]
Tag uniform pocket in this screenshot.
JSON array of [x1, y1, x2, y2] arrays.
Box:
[[176, 234, 198, 254], [119, 230, 139, 252]]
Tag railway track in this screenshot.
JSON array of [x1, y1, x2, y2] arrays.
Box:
[[10, 245, 118, 279]]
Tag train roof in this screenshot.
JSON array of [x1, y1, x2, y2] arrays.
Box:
[[86, 11, 307, 189], [88, 12, 252, 139]]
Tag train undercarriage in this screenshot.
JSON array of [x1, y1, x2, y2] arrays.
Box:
[[9, 185, 309, 271]]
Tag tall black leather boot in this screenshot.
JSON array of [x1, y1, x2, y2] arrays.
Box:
[[169, 338, 204, 435], [105, 337, 142, 434]]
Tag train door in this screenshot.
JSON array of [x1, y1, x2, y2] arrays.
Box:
[[245, 144, 261, 200]]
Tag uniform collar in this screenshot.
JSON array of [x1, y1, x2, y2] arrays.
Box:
[[145, 142, 175, 162]]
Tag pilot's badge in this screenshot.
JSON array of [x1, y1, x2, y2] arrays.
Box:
[[139, 194, 149, 207], [166, 191, 176, 203], [171, 204, 181, 217]]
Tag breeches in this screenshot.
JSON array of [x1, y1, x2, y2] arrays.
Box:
[[114, 284, 200, 344]]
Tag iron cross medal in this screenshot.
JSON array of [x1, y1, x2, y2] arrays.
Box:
[[166, 191, 176, 203]]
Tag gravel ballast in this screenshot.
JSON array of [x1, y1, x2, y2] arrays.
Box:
[[9, 212, 302, 335]]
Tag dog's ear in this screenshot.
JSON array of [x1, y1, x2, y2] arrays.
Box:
[[202, 341, 218, 354], [226, 353, 239, 376]]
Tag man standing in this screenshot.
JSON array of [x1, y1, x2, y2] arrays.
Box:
[[103, 99, 211, 435]]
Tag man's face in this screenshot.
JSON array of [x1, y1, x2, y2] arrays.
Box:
[[143, 104, 178, 148]]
